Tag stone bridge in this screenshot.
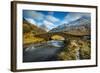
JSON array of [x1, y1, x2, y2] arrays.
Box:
[[34, 32, 89, 41]]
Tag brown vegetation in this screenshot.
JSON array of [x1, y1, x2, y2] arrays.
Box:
[[57, 39, 91, 60]]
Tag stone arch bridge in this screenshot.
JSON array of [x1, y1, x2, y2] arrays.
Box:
[[34, 32, 89, 41]]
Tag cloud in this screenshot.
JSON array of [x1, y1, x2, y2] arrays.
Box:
[[43, 20, 56, 31], [32, 11, 44, 20], [62, 12, 90, 24], [48, 12, 54, 15], [37, 22, 43, 26], [65, 13, 82, 22], [46, 15, 60, 23], [23, 11, 44, 21], [25, 18, 36, 25]]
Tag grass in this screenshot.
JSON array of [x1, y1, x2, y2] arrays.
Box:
[[23, 32, 46, 45], [23, 31, 91, 60], [57, 39, 91, 60]]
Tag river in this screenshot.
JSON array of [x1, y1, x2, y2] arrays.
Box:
[[23, 40, 65, 62]]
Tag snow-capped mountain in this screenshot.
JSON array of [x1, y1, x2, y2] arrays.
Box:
[[50, 16, 91, 35], [24, 15, 91, 35]]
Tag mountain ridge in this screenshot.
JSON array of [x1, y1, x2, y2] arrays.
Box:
[[50, 17, 90, 35], [23, 18, 46, 34], [23, 16, 91, 36]]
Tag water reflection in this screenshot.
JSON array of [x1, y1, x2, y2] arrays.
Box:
[[23, 40, 65, 62]]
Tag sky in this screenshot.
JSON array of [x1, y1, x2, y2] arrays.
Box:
[[23, 10, 91, 31]]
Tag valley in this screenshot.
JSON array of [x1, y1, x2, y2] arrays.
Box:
[[23, 16, 91, 62]]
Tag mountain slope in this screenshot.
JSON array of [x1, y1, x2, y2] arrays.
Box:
[[50, 17, 91, 36], [23, 18, 46, 34]]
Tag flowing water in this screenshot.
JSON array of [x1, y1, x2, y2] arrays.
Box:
[[23, 40, 65, 62]]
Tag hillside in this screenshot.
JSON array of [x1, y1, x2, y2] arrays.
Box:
[[23, 18, 46, 34], [50, 17, 91, 36], [23, 18, 47, 46]]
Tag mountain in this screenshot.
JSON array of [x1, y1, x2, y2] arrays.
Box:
[[39, 21, 57, 32], [39, 24, 50, 32], [50, 17, 91, 36], [23, 18, 46, 34]]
